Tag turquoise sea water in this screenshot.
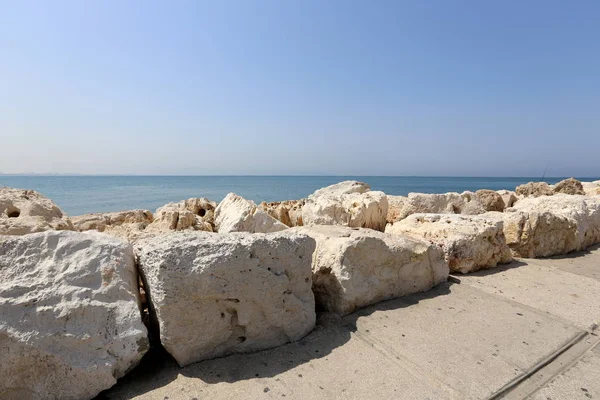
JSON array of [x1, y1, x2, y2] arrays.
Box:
[[1, 176, 597, 216]]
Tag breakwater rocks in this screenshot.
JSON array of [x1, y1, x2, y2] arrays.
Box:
[[1, 178, 600, 398]]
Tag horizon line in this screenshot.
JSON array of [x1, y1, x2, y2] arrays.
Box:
[[1, 174, 599, 179]]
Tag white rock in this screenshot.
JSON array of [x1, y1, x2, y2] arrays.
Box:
[[302, 181, 388, 231], [459, 191, 488, 215], [0, 187, 74, 235], [0, 231, 148, 400], [386, 195, 409, 223], [553, 178, 585, 195], [215, 193, 288, 233], [72, 209, 154, 242], [515, 181, 553, 197], [136, 231, 316, 367], [292, 225, 448, 315], [496, 190, 518, 208], [386, 214, 512, 274], [387, 192, 483, 221], [581, 181, 600, 196], [259, 200, 305, 227], [147, 198, 216, 233], [310, 180, 370, 197], [484, 194, 600, 258]]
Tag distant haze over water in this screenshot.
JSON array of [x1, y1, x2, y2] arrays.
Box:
[[1, 176, 598, 216]]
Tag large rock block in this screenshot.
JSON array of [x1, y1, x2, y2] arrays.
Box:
[[136, 231, 316, 367], [386, 195, 409, 223], [215, 193, 288, 233], [386, 214, 512, 274], [310, 180, 371, 197], [72, 209, 154, 242], [582, 181, 600, 196], [474, 189, 506, 212], [0, 187, 74, 235], [0, 231, 148, 400], [515, 181, 554, 197], [302, 181, 388, 231], [553, 178, 585, 195], [496, 190, 518, 208], [259, 200, 305, 227], [386, 191, 490, 222], [485, 195, 600, 258], [147, 198, 216, 233], [292, 225, 448, 315]]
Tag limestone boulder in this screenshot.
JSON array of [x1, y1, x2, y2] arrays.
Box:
[[0, 231, 148, 400], [496, 190, 518, 208], [387, 191, 488, 221], [72, 209, 153, 232], [292, 226, 448, 315], [581, 181, 600, 196], [136, 231, 316, 367], [474, 189, 506, 212], [72, 209, 154, 242], [215, 193, 288, 233], [310, 180, 370, 197], [0, 187, 74, 235], [485, 194, 600, 258], [459, 191, 488, 215], [515, 181, 553, 197], [386, 195, 409, 223], [146, 198, 217, 233], [483, 210, 577, 259], [302, 181, 388, 231], [386, 214, 512, 274], [553, 178, 585, 195], [259, 200, 305, 227]]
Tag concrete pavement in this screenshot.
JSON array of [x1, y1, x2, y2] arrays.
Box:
[[97, 245, 600, 400]]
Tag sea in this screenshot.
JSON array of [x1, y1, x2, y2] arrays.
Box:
[[1, 176, 597, 216]]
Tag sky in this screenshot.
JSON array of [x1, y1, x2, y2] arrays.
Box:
[[1, 1, 599, 177]]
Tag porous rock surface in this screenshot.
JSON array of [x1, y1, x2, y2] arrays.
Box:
[[582, 181, 600, 196], [474, 189, 506, 212], [302, 181, 388, 231], [72, 209, 154, 242], [0, 231, 148, 400], [0, 187, 74, 235], [215, 193, 288, 233], [259, 200, 305, 227], [292, 225, 448, 315], [485, 194, 600, 258], [386, 195, 409, 223], [515, 181, 554, 198], [147, 198, 217, 233], [136, 231, 316, 367], [386, 191, 491, 222], [496, 190, 519, 208], [553, 178, 585, 195], [386, 214, 512, 274]]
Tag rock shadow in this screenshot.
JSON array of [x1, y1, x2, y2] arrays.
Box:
[[456, 259, 528, 278], [96, 281, 454, 399], [536, 243, 600, 260], [342, 281, 453, 329]]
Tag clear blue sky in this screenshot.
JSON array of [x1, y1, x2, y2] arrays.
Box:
[[1, 1, 599, 176]]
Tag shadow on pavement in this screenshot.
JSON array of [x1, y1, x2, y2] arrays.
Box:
[[96, 282, 453, 399], [540, 243, 600, 260], [452, 259, 528, 278]]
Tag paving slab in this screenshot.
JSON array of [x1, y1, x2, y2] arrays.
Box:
[[99, 281, 582, 400], [523, 244, 600, 282], [459, 257, 600, 329], [99, 321, 461, 400], [530, 341, 600, 400], [344, 283, 581, 399]]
